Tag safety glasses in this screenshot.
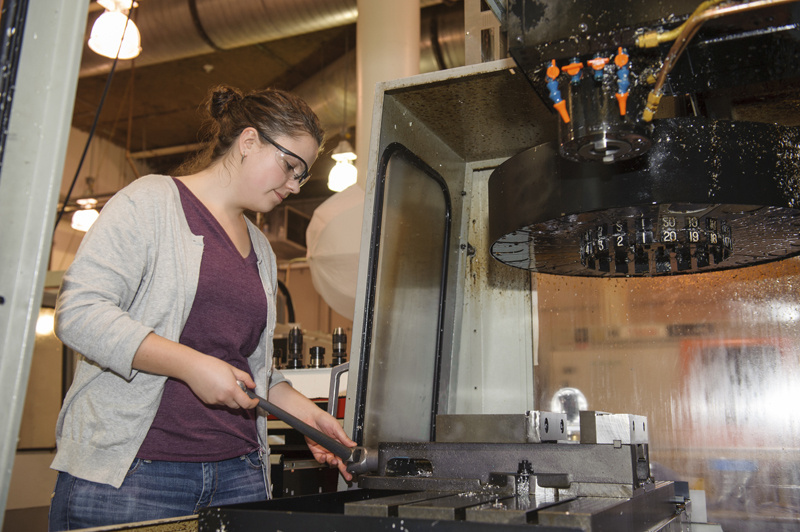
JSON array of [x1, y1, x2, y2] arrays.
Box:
[[258, 132, 311, 187]]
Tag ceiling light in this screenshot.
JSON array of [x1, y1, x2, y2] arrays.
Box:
[[328, 139, 357, 192], [71, 198, 100, 232], [329, 33, 356, 194], [88, 0, 141, 60], [35, 309, 55, 336]]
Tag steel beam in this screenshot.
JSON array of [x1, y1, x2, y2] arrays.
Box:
[[0, 0, 88, 519]]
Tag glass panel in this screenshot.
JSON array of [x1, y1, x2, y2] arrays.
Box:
[[535, 258, 800, 530], [362, 150, 449, 447]]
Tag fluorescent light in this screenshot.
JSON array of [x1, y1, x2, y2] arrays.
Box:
[[35, 309, 55, 336]]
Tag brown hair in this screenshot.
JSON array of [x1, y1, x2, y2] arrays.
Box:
[[176, 85, 325, 175]]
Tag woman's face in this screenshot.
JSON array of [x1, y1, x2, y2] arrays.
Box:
[[238, 130, 319, 213]]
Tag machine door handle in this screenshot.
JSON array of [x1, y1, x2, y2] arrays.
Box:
[[327, 362, 349, 417]]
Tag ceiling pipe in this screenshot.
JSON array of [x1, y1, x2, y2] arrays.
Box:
[[81, 1, 465, 166], [80, 0, 452, 77], [81, 0, 465, 140], [124, 1, 465, 160], [92, 4, 464, 157]]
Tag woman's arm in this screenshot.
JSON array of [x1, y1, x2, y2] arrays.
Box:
[[132, 332, 259, 409], [266, 381, 357, 480], [55, 191, 154, 377]]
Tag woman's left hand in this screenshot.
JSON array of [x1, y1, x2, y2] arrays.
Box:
[[267, 382, 357, 481], [304, 411, 357, 481]]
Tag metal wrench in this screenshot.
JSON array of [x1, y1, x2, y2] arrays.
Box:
[[236, 380, 355, 462]]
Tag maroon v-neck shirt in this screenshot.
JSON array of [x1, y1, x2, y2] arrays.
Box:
[[137, 178, 267, 461]]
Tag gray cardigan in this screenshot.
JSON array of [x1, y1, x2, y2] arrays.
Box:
[[52, 174, 286, 489]]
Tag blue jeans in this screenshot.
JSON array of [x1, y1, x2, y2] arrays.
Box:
[[48, 450, 267, 531]]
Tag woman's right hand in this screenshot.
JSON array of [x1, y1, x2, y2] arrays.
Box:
[[182, 355, 259, 409], [132, 332, 259, 409]]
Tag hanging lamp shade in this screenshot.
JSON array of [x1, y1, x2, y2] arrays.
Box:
[[306, 184, 365, 319], [88, 8, 141, 60]]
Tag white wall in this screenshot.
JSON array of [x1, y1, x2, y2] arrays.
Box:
[[50, 127, 149, 271]]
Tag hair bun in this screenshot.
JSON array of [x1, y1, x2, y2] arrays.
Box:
[[209, 85, 243, 119]]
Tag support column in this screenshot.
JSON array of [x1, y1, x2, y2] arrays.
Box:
[[0, 0, 88, 517], [355, 0, 420, 188]]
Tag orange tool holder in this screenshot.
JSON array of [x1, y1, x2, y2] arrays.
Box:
[[614, 47, 630, 116], [546, 59, 570, 123]]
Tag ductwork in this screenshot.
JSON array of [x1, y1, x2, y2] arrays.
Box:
[[81, 0, 465, 135], [293, 7, 465, 134], [80, 0, 458, 77]]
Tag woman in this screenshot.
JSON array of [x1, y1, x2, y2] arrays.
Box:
[[49, 85, 355, 530]]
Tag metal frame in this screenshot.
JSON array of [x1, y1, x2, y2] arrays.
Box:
[[0, 0, 30, 169], [353, 142, 452, 445], [365, 441, 650, 491], [0, 0, 88, 517], [464, 0, 506, 65], [344, 59, 540, 453]]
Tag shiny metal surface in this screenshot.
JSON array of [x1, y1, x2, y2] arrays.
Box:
[[195, 0, 355, 50], [359, 147, 450, 447], [0, 0, 88, 520], [451, 163, 536, 417], [580, 411, 649, 445], [327, 361, 349, 417], [488, 119, 800, 276], [344, 490, 457, 517], [436, 412, 569, 443], [345, 445, 378, 477], [464, 493, 569, 525], [347, 61, 540, 451], [537, 482, 678, 531], [367, 441, 651, 490], [341, 57, 800, 529], [397, 491, 510, 521]]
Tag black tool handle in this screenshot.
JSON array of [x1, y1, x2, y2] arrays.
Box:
[[238, 382, 353, 462]]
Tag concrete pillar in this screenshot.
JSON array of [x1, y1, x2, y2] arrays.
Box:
[[355, 0, 420, 187]]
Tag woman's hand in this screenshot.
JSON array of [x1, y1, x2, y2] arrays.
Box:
[[268, 382, 357, 481], [132, 332, 258, 409], [181, 355, 259, 409], [304, 409, 358, 481]]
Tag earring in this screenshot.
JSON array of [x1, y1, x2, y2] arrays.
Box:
[[241, 153, 246, 164]]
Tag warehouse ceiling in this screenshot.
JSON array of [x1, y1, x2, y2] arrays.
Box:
[[72, 26, 354, 197], [71, 0, 465, 202]]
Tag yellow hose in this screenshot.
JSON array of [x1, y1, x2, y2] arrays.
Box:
[[637, 0, 728, 48], [641, 0, 800, 121]]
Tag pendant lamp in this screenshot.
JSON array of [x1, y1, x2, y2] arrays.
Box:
[[88, 0, 141, 60]]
